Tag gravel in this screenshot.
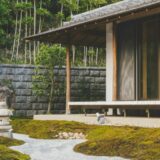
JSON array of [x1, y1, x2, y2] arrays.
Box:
[[10, 133, 128, 160]]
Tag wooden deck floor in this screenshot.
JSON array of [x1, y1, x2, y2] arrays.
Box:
[[69, 101, 160, 110]]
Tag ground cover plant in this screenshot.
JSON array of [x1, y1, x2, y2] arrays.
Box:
[[11, 119, 160, 160], [0, 136, 30, 160]]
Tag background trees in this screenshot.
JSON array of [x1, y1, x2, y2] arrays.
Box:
[[0, 0, 120, 66]]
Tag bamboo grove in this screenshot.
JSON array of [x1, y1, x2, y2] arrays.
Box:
[[0, 0, 120, 66]]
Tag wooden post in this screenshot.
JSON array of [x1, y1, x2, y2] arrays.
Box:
[[142, 24, 147, 100], [66, 47, 71, 114], [113, 23, 117, 101]]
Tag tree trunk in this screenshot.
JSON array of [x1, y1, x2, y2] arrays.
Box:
[[47, 79, 54, 114], [29, 7, 32, 64], [16, 0, 23, 61], [72, 45, 76, 65], [60, 3, 64, 26], [37, 0, 42, 55], [24, 0, 28, 63], [11, 6, 18, 61], [96, 48, 99, 65], [33, 0, 37, 63]]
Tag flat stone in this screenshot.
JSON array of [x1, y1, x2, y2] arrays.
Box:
[[0, 109, 12, 116], [0, 125, 12, 131]]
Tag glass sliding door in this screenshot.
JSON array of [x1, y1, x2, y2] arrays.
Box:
[[139, 18, 160, 100]]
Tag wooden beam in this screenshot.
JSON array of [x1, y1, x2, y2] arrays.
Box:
[[112, 23, 117, 101], [117, 6, 160, 24], [158, 35, 160, 99], [66, 46, 71, 114]]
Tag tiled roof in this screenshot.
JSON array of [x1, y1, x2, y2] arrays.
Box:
[[64, 0, 160, 27]]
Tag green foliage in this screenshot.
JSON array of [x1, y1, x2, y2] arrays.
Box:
[[15, 2, 32, 11], [37, 8, 51, 17], [35, 44, 65, 67], [33, 44, 65, 113], [0, 0, 121, 65]]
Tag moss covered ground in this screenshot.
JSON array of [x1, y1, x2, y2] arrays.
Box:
[[0, 136, 30, 160], [11, 118, 160, 160]]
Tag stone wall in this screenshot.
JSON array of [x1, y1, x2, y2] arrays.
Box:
[[0, 64, 106, 117]]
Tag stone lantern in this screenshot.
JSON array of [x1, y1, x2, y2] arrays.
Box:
[[0, 86, 13, 138]]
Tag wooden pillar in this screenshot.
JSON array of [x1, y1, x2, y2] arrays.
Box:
[[113, 23, 117, 101], [106, 22, 117, 101], [66, 47, 71, 114], [106, 22, 116, 115], [142, 25, 147, 100]]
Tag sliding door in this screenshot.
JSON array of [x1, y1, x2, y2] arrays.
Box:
[[117, 22, 136, 100], [140, 18, 160, 100]]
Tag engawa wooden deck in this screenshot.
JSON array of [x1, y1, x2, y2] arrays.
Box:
[[69, 101, 160, 117]]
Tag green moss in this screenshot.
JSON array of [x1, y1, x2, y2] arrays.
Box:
[[0, 136, 30, 160], [0, 136, 24, 147], [74, 126, 160, 160], [0, 145, 30, 160], [11, 118, 160, 160], [11, 119, 96, 139]]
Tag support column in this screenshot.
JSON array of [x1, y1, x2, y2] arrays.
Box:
[[106, 22, 114, 101], [66, 47, 71, 114], [106, 22, 117, 115]]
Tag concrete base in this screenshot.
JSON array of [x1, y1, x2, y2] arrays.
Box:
[[34, 114, 160, 128]]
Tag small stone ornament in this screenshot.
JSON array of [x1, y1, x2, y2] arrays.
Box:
[[0, 85, 13, 138], [96, 112, 106, 125]]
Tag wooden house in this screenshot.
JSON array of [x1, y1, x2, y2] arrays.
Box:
[[26, 0, 160, 117]]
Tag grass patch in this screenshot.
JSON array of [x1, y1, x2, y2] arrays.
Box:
[[0, 136, 30, 160], [11, 118, 160, 160]]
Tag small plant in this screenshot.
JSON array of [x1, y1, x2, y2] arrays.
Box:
[[32, 44, 65, 114]]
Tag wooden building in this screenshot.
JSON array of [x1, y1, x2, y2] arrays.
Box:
[[26, 0, 160, 117]]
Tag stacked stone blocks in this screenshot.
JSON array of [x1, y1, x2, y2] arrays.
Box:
[[0, 64, 106, 117]]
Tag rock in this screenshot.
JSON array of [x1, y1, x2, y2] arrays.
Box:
[[57, 132, 85, 139]]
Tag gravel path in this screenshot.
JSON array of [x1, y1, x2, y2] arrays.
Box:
[[10, 133, 127, 160]]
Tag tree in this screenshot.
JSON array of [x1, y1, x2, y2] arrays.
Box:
[[33, 44, 65, 114]]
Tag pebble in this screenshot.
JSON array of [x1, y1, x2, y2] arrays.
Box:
[[56, 132, 85, 139]]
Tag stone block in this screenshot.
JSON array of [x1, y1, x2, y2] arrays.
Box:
[[38, 96, 48, 103], [15, 89, 32, 96], [16, 96, 27, 103], [14, 103, 32, 110], [42, 103, 48, 110], [27, 96, 37, 103], [84, 77, 95, 83], [37, 110, 47, 115], [90, 70, 100, 77], [79, 70, 90, 76], [14, 75, 32, 82], [74, 76, 84, 83], [14, 110, 26, 117], [58, 70, 66, 76], [100, 70, 106, 77], [2, 68, 14, 75], [71, 70, 79, 76], [94, 77, 105, 84], [32, 103, 43, 110], [15, 68, 34, 75], [12, 82, 28, 89], [26, 110, 37, 117]]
